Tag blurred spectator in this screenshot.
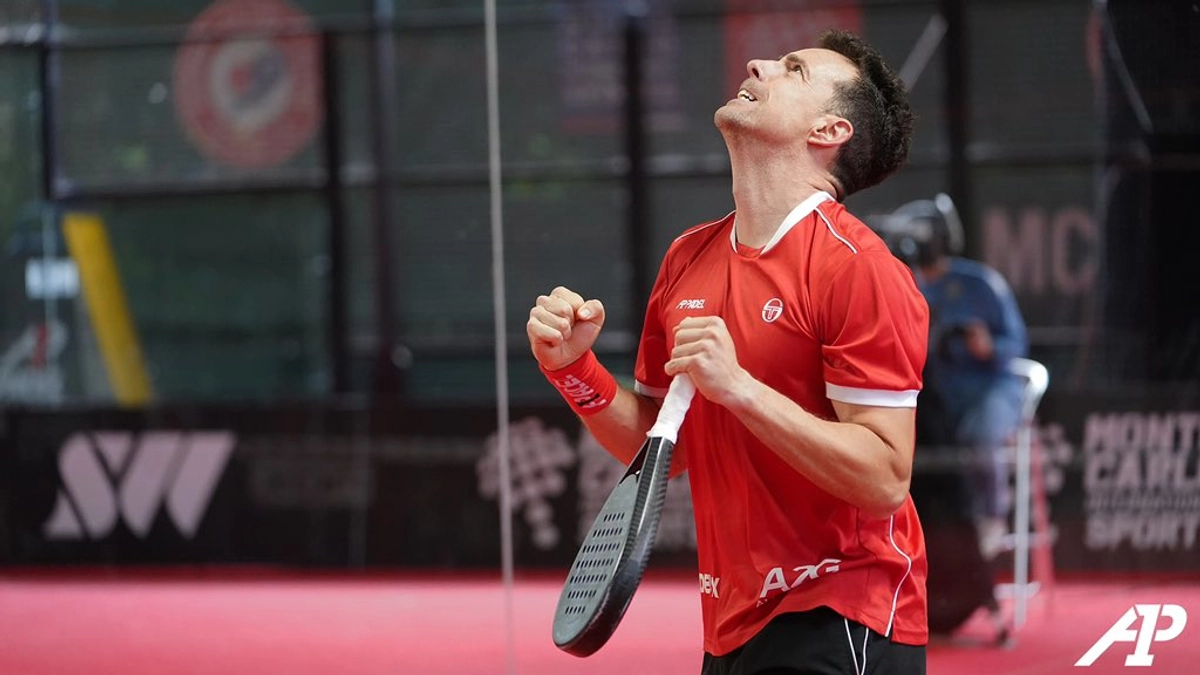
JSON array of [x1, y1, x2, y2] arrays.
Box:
[[878, 194, 1029, 558]]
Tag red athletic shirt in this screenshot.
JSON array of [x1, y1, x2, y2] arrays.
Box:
[[634, 192, 930, 655]]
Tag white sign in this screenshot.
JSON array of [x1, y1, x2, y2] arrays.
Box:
[[25, 258, 79, 299], [43, 431, 235, 540], [1083, 412, 1200, 552]]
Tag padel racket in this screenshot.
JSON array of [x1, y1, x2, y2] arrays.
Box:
[[552, 375, 696, 657]]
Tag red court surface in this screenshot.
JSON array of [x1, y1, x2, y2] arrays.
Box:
[[1, 570, 1197, 674]]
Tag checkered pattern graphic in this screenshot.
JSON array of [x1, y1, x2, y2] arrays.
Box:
[[477, 417, 577, 550], [576, 432, 696, 552], [478, 419, 697, 553]]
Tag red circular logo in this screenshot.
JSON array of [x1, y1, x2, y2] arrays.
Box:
[[173, 0, 322, 169], [762, 298, 784, 323]]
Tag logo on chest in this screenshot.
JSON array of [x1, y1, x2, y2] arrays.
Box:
[[676, 298, 706, 310], [761, 298, 785, 323]]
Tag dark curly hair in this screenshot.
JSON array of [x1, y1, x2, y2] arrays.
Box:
[[818, 29, 915, 198]]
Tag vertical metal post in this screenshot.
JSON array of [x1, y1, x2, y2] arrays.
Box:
[[38, 0, 61, 338], [320, 32, 350, 396], [319, 31, 369, 569], [482, 0, 516, 671], [623, 5, 650, 327], [940, 0, 973, 255], [36, 1, 62, 399], [37, 0, 59, 203], [1013, 392, 1033, 629], [367, 0, 402, 400]]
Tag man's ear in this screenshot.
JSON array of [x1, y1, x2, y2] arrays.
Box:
[[809, 115, 853, 148]]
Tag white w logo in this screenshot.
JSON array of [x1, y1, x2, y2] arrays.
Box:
[[42, 431, 235, 540]]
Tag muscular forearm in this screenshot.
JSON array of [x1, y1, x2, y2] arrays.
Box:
[[723, 376, 912, 519], [580, 386, 661, 462]]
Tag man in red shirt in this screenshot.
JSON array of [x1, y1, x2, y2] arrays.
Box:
[[528, 29, 928, 674]]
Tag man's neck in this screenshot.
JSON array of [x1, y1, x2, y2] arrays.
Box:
[[727, 143, 839, 249]]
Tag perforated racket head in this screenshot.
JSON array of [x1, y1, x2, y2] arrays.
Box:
[[552, 436, 674, 657], [551, 375, 695, 657]]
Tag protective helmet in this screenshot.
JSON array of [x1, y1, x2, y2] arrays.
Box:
[[873, 193, 964, 267]]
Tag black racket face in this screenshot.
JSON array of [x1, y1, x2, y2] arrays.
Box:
[[553, 473, 639, 641], [552, 436, 674, 656]]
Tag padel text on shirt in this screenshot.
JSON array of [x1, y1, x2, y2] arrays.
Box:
[[634, 191, 931, 655]]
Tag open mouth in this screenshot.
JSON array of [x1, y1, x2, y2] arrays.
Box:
[[737, 89, 757, 102]]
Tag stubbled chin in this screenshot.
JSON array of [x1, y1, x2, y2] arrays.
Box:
[[713, 105, 749, 132]]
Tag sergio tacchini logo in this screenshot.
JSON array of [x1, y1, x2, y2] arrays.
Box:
[[762, 298, 784, 323]]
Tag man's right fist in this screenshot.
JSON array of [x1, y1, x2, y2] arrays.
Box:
[[526, 286, 606, 371]]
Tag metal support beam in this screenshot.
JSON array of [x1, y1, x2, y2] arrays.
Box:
[[940, 0, 974, 256], [320, 32, 351, 395], [367, 0, 402, 400], [623, 7, 650, 329]]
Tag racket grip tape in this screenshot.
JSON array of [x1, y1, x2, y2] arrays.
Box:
[[540, 350, 619, 416], [647, 375, 695, 444]]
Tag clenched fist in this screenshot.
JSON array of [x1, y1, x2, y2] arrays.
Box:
[[665, 316, 750, 407], [526, 286, 607, 371]]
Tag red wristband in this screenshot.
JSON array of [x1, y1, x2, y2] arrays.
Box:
[[540, 351, 618, 416]]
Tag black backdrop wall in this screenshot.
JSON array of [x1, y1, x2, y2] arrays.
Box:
[[1098, 0, 1200, 384]]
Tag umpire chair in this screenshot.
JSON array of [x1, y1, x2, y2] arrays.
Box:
[[996, 356, 1052, 638]]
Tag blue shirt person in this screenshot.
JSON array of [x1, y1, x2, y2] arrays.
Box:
[[878, 195, 1029, 556]]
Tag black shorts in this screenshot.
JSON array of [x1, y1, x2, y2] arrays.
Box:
[[700, 607, 926, 675]]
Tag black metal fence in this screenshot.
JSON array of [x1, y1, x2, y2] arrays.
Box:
[[5, 0, 1169, 408]]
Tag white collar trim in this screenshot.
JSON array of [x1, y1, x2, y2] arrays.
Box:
[[729, 191, 834, 254]]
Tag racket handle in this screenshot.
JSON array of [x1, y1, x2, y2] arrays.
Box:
[[647, 375, 695, 444]]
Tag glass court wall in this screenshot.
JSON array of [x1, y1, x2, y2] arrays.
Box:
[[1, 0, 1195, 598]]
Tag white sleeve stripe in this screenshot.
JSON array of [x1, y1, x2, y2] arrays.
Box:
[[816, 207, 858, 254], [826, 383, 918, 408], [635, 381, 670, 399]]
